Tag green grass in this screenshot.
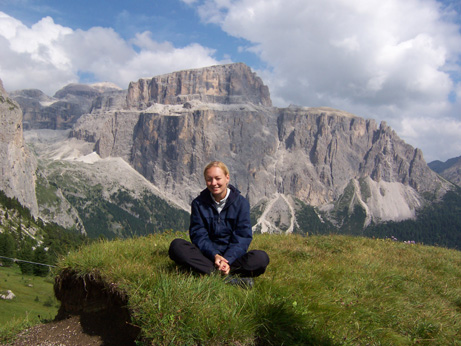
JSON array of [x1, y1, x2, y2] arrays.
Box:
[[0, 265, 58, 341], [49, 233, 461, 346]]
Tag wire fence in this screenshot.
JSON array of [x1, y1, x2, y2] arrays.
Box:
[[0, 255, 56, 268]]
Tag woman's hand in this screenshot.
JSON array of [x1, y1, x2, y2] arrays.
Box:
[[214, 254, 230, 275]]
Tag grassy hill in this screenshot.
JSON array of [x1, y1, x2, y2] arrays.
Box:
[[4, 233, 457, 346]]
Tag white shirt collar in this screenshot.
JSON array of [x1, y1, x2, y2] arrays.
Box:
[[212, 188, 230, 213]]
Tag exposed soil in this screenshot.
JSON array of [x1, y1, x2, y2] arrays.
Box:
[[4, 312, 136, 346], [3, 269, 140, 346]]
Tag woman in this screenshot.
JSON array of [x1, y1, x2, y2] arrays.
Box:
[[169, 161, 269, 286]]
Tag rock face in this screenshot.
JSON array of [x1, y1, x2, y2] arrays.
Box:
[[12, 63, 453, 233], [429, 156, 461, 187], [68, 63, 450, 232], [11, 83, 122, 130], [126, 63, 272, 109], [0, 79, 38, 215]]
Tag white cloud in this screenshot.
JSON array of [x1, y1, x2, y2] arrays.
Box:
[[0, 14, 76, 94], [399, 116, 461, 162], [190, 0, 461, 161], [0, 11, 220, 95]]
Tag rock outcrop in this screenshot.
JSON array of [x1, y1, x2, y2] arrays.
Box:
[[126, 63, 272, 108], [0, 79, 38, 215]]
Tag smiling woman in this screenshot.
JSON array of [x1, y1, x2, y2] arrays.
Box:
[[204, 161, 230, 202], [168, 161, 270, 286]]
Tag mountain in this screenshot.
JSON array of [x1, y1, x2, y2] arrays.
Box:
[[25, 129, 190, 239], [10, 83, 123, 130], [70, 63, 451, 232], [2, 63, 459, 246], [429, 156, 461, 186], [0, 79, 38, 215], [126, 62, 272, 107]]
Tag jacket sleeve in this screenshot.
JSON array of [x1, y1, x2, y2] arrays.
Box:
[[223, 197, 253, 264], [189, 200, 219, 260]]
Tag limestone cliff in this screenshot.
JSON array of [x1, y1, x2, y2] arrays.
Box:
[[126, 63, 272, 108], [126, 105, 447, 229], [0, 79, 38, 215]]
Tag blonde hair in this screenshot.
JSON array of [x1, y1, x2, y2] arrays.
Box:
[[203, 161, 230, 179]]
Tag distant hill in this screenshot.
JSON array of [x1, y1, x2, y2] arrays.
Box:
[[429, 156, 461, 186]]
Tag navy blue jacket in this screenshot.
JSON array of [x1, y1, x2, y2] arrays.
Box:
[[189, 184, 252, 265]]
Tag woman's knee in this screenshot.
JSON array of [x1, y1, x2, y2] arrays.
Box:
[[251, 250, 270, 266], [168, 238, 190, 260]]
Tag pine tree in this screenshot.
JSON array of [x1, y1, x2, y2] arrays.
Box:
[[18, 244, 34, 275], [33, 246, 50, 276], [0, 232, 15, 267]]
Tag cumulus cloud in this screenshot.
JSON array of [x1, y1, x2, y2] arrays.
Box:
[[0, 13, 75, 93], [189, 0, 461, 161], [1, 1, 461, 161], [399, 116, 461, 161], [0, 11, 220, 95]]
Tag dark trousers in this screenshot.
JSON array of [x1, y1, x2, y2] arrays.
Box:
[[168, 238, 269, 277]]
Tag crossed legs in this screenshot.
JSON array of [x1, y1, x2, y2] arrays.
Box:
[[168, 238, 269, 277]]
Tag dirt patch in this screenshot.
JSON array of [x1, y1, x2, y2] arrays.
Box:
[[5, 312, 135, 346], [3, 269, 140, 346]]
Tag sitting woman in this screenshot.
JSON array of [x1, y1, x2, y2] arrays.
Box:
[[169, 161, 269, 287]]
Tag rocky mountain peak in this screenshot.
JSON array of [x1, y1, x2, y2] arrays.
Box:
[[126, 63, 272, 109]]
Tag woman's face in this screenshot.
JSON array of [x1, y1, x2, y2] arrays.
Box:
[[205, 166, 230, 202]]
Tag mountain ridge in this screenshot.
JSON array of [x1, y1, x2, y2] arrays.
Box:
[[2, 63, 458, 239], [429, 156, 461, 186]]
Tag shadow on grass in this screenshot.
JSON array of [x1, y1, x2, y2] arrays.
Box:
[[255, 302, 336, 346]]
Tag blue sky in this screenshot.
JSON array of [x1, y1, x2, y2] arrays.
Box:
[[0, 0, 460, 162]]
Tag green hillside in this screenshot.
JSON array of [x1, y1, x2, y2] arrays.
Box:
[[34, 153, 190, 239], [4, 233, 457, 346], [0, 190, 87, 271], [0, 265, 58, 341], [292, 187, 461, 251]]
